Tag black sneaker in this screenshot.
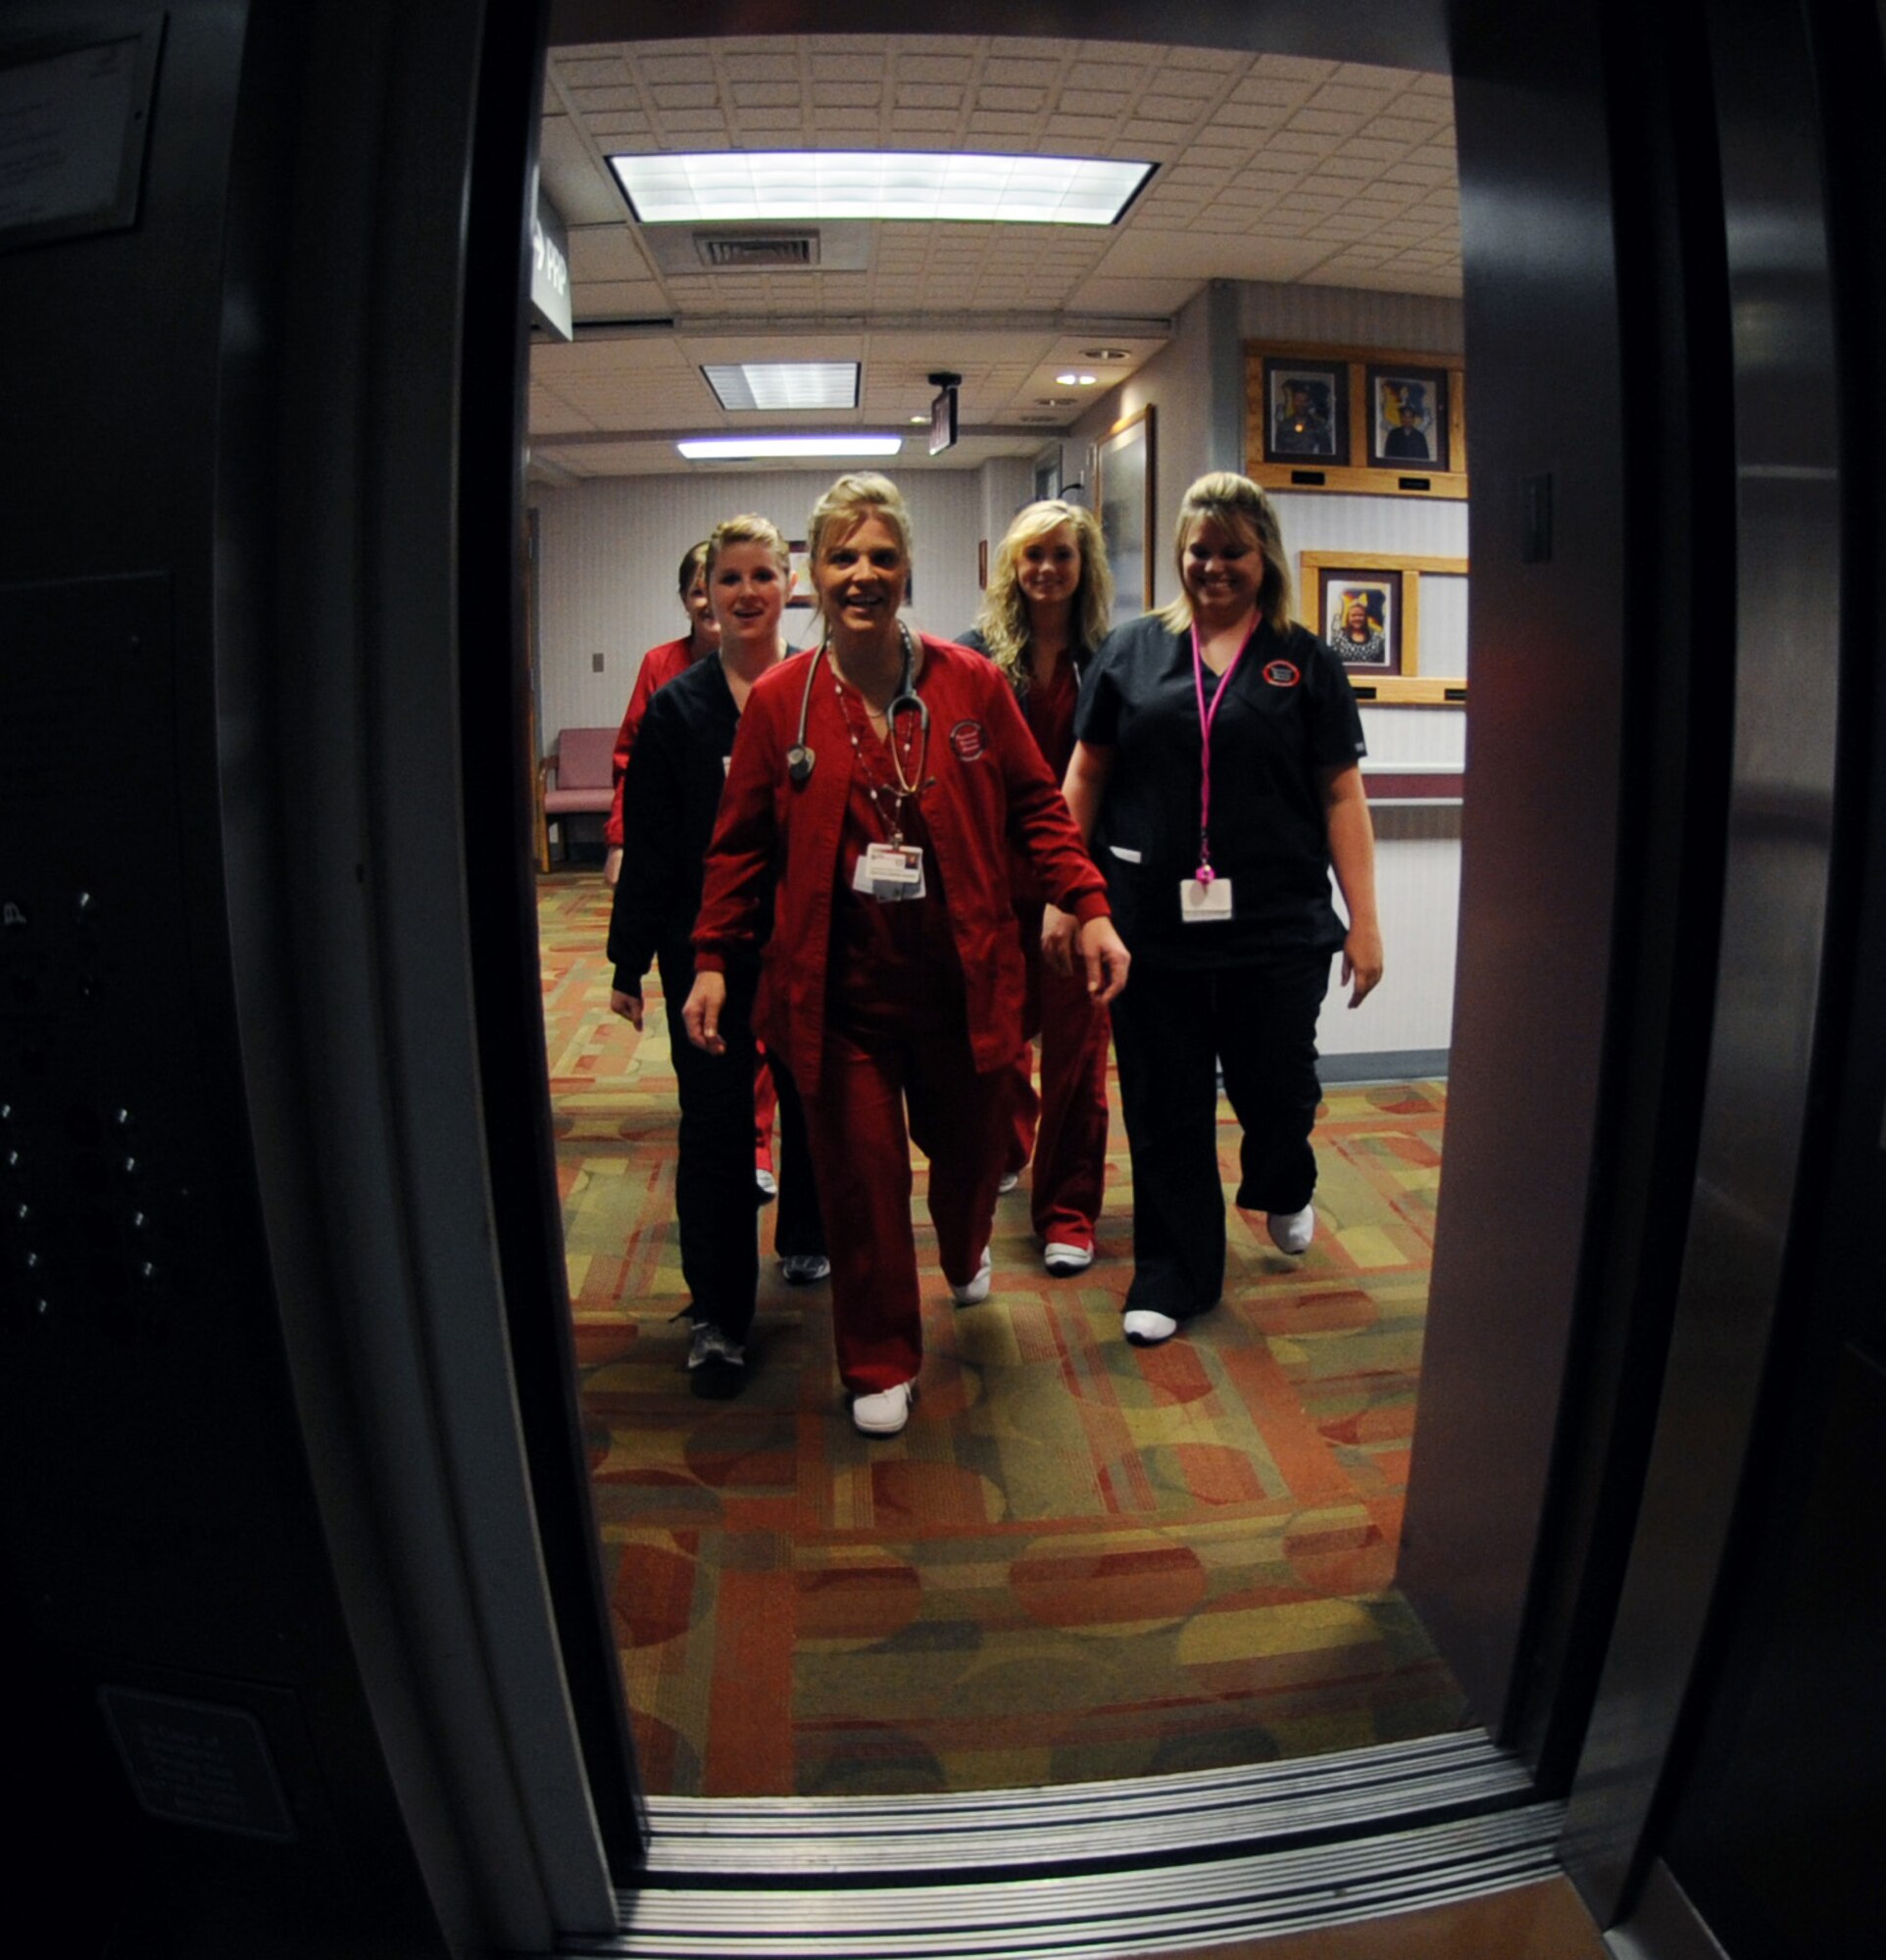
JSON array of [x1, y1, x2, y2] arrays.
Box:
[[687, 1321, 748, 1399]]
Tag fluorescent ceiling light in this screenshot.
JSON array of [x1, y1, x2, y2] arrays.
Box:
[[703, 362, 860, 412], [676, 434, 904, 461], [1056, 371, 1098, 386], [613, 152, 1154, 226]]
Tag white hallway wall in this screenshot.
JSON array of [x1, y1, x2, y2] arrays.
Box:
[[531, 467, 993, 740]]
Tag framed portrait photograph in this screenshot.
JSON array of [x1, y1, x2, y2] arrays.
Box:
[[1299, 550, 1469, 704], [1096, 404, 1156, 616], [1365, 364, 1450, 472], [1262, 357, 1348, 466], [1246, 342, 1467, 499], [785, 539, 814, 608], [1318, 568, 1404, 674]]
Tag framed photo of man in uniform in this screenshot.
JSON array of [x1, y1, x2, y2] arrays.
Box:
[[1246, 341, 1467, 498], [1262, 357, 1348, 465], [1365, 364, 1451, 471]]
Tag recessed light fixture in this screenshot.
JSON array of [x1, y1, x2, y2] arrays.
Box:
[[1055, 371, 1098, 386], [908, 414, 929, 424], [1082, 347, 1131, 361], [702, 362, 859, 412], [612, 152, 1155, 226], [1035, 397, 1076, 407], [675, 434, 904, 461]]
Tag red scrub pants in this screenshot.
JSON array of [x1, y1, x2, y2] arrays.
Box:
[[1003, 900, 1111, 1250], [800, 1021, 1010, 1396]]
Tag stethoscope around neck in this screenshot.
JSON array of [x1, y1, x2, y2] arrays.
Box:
[[786, 619, 929, 786]]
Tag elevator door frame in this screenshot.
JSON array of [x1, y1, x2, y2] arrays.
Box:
[[251, 0, 1834, 1940]]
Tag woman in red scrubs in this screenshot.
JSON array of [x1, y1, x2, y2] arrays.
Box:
[[682, 473, 1131, 1437], [958, 501, 1116, 1278]]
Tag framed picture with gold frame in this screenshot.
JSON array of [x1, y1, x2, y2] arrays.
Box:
[[1248, 343, 1467, 499], [1300, 550, 1469, 705]]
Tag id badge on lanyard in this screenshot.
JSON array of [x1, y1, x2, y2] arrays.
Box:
[[1182, 619, 1258, 921], [854, 841, 926, 902]]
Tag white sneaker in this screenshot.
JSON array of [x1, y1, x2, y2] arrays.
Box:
[[950, 1246, 994, 1306], [997, 1171, 1020, 1195], [1266, 1203, 1315, 1255], [1043, 1241, 1094, 1276], [754, 1167, 777, 1202], [1122, 1307, 1179, 1346], [780, 1253, 830, 1285], [851, 1379, 915, 1436]]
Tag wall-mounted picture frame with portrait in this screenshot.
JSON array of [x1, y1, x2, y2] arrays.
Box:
[[1300, 550, 1469, 705], [1319, 567, 1404, 675], [1365, 363, 1450, 472], [1261, 356, 1349, 466], [1247, 343, 1467, 499], [1096, 404, 1156, 616]]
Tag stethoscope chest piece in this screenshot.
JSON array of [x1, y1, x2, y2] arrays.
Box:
[[786, 744, 815, 785]]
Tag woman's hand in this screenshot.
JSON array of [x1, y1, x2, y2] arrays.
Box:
[[1076, 916, 1131, 1004], [1041, 905, 1079, 978], [681, 971, 728, 1054], [1342, 922, 1384, 1007], [609, 989, 644, 1030], [604, 847, 624, 888]]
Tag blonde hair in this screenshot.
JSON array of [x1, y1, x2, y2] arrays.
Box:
[[806, 471, 914, 571], [704, 513, 791, 577], [971, 500, 1114, 695], [1156, 471, 1294, 634]]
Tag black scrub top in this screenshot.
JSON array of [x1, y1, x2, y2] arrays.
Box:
[[608, 653, 745, 993], [1075, 613, 1365, 969]]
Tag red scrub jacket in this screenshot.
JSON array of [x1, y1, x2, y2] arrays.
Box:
[[692, 635, 1114, 1095], [603, 635, 693, 847]]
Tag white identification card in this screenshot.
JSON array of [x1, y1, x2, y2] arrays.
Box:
[[1179, 876, 1234, 921], [855, 842, 926, 902]]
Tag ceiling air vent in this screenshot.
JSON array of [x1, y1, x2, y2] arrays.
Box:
[[695, 231, 819, 270]]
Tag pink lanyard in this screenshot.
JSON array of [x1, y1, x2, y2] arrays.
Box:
[[1189, 616, 1260, 881]]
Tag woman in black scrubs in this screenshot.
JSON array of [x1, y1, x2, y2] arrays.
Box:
[[1054, 471, 1383, 1346], [607, 514, 826, 1396]]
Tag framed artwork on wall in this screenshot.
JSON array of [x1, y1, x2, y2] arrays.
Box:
[[1247, 343, 1467, 499], [1318, 567, 1405, 675], [1300, 550, 1469, 705], [1096, 404, 1156, 616], [786, 539, 814, 609], [1365, 363, 1450, 472], [1262, 355, 1350, 466]]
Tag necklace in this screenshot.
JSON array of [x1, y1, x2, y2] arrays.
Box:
[[832, 636, 928, 846]]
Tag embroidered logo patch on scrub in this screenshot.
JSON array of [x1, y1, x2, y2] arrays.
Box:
[[1263, 660, 1302, 688], [949, 718, 987, 760]]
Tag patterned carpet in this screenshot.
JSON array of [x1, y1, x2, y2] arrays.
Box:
[[542, 872, 1468, 1798]]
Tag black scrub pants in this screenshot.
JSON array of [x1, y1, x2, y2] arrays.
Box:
[[658, 941, 824, 1344], [1109, 951, 1330, 1319]]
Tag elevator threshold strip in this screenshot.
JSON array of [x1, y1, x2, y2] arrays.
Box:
[[591, 1807, 1563, 1959], [574, 1733, 1559, 1958], [635, 1730, 1529, 1880]]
